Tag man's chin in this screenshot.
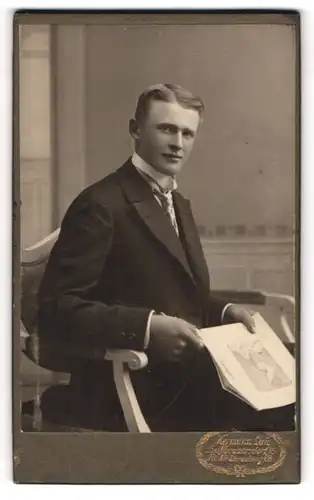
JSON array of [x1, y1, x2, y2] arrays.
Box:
[[155, 161, 184, 176]]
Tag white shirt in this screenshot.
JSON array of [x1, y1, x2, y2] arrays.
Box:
[[132, 152, 180, 236], [132, 151, 178, 192]]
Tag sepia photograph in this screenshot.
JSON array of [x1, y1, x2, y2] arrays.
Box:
[[14, 11, 300, 483]]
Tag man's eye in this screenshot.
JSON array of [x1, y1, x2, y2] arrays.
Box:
[[183, 130, 194, 139], [161, 126, 172, 133]]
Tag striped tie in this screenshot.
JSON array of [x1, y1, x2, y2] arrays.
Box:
[[153, 188, 179, 236]]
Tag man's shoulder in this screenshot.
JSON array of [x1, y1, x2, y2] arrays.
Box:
[[83, 170, 120, 200], [71, 161, 129, 209]]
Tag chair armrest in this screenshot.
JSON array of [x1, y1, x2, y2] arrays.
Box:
[[212, 289, 296, 343], [212, 289, 267, 305], [20, 320, 150, 431], [263, 292, 295, 343], [262, 292, 295, 309], [105, 348, 151, 432], [105, 349, 148, 371]]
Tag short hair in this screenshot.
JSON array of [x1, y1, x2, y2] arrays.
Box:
[[134, 83, 204, 123]]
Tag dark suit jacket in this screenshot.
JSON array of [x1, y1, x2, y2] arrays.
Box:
[[38, 159, 229, 429]]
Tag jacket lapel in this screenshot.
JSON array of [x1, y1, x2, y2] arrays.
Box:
[[117, 161, 196, 284], [173, 192, 210, 290]]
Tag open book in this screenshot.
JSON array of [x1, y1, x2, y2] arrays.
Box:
[[199, 313, 296, 411]]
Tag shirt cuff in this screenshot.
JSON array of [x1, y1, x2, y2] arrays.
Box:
[[143, 310, 155, 349], [221, 303, 234, 324]]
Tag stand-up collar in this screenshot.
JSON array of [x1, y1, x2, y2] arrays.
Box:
[[131, 152, 178, 192]]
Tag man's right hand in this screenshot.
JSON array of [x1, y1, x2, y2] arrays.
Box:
[[148, 314, 204, 365]]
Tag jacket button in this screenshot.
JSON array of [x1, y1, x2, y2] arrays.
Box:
[[124, 332, 135, 340]]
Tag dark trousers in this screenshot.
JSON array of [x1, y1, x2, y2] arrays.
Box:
[[31, 348, 295, 432], [132, 349, 295, 432]]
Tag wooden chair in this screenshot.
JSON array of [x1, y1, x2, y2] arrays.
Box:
[[21, 228, 150, 433], [20, 230, 295, 433]]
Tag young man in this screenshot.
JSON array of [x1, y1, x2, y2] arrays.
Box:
[[37, 84, 293, 431]]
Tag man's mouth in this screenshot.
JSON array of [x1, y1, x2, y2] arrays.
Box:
[[163, 154, 183, 161]]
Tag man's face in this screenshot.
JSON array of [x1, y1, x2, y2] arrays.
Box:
[[132, 100, 201, 176]]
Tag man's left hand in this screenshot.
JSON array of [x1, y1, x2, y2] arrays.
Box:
[[223, 304, 256, 334]]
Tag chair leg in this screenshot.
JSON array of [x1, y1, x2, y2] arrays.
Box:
[[33, 393, 43, 431], [21, 396, 43, 432], [112, 361, 151, 433]]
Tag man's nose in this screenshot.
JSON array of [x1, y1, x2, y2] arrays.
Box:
[[170, 132, 183, 150]]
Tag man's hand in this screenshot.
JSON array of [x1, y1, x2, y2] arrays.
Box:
[[148, 314, 204, 365], [223, 304, 256, 333]]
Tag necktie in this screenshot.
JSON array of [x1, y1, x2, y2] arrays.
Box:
[[134, 167, 180, 236], [153, 188, 179, 236]]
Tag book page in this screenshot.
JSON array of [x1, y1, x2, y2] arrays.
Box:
[[199, 313, 296, 410]]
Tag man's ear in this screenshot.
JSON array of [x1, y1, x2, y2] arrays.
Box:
[[129, 118, 140, 140]]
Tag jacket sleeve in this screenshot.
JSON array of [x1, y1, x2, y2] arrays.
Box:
[[38, 193, 152, 354], [205, 294, 236, 327], [203, 294, 224, 327]]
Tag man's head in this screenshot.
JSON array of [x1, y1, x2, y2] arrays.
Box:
[[129, 83, 204, 176]]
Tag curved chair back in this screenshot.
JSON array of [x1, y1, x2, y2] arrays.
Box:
[[21, 229, 60, 337], [21, 228, 107, 373], [21, 229, 75, 372]]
